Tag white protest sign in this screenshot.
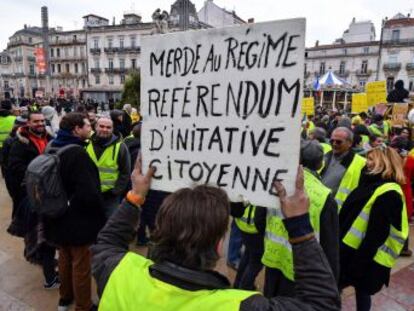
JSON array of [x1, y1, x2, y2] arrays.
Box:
[[141, 19, 305, 209]]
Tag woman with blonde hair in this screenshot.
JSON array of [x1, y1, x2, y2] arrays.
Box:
[[339, 146, 409, 311]]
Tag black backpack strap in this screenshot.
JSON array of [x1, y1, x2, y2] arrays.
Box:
[[56, 144, 83, 156]]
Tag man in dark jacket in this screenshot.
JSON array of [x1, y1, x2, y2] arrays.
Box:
[[44, 112, 105, 311], [387, 80, 409, 103], [91, 163, 340, 310], [7, 111, 57, 289], [86, 117, 130, 218]]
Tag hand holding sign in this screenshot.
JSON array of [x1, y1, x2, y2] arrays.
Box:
[[131, 154, 156, 198]]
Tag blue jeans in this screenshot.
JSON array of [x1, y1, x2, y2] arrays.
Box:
[[227, 220, 243, 264]]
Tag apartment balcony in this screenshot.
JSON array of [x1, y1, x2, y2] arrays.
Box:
[[383, 62, 401, 71], [406, 63, 414, 72], [50, 56, 87, 62], [90, 68, 102, 74], [27, 56, 36, 62], [383, 38, 414, 47], [355, 69, 372, 77], [104, 67, 128, 74], [49, 38, 86, 46], [119, 46, 141, 53], [104, 47, 119, 54], [89, 48, 101, 55], [334, 70, 350, 78], [14, 56, 23, 62]]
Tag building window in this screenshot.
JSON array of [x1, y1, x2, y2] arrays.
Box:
[[361, 60, 368, 74], [57, 48, 60, 57], [339, 61, 346, 74], [131, 59, 136, 69], [388, 55, 398, 63], [359, 80, 366, 88], [94, 59, 100, 69], [64, 47, 69, 57], [73, 34, 77, 41], [82, 79, 86, 88], [120, 74, 125, 84], [52, 64, 55, 73], [130, 36, 136, 48], [29, 64, 35, 75], [363, 47, 369, 54], [343, 48, 347, 55], [75, 63, 78, 73], [65, 64, 70, 73], [50, 48, 54, 57], [93, 38, 99, 49], [109, 75, 114, 85], [391, 29, 400, 42], [386, 77, 394, 92], [4, 81, 9, 89], [120, 58, 125, 69], [108, 58, 113, 69], [409, 78, 414, 92], [95, 75, 100, 84], [107, 38, 113, 48], [74, 46, 78, 57], [29, 37, 32, 43], [55, 36, 59, 42], [319, 62, 325, 75], [82, 63, 86, 73], [57, 64, 61, 73], [119, 37, 124, 48]]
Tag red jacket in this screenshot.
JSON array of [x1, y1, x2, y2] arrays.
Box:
[[402, 155, 414, 219]]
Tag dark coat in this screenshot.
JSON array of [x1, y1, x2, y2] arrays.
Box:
[[339, 169, 403, 294], [43, 130, 106, 246]]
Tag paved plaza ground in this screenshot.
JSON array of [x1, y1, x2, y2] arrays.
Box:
[[0, 178, 413, 310]]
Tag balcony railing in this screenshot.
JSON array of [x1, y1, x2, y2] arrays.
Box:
[[50, 38, 86, 46], [104, 47, 119, 53], [27, 56, 36, 62], [355, 69, 372, 77], [14, 56, 23, 62], [90, 68, 102, 73], [104, 67, 128, 74], [90, 48, 101, 54], [383, 38, 414, 47], [334, 70, 350, 77], [50, 56, 87, 62], [406, 63, 414, 71], [383, 62, 402, 71]]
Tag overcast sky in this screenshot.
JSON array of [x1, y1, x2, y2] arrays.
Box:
[[1, 0, 412, 49]]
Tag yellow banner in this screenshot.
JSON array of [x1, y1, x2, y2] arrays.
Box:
[[365, 81, 387, 107], [352, 93, 368, 114], [301, 97, 314, 116]]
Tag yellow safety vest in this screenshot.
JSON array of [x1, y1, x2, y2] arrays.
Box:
[[369, 123, 389, 138], [262, 169, 331, 281], [320, 142, 332, 155], [99, 252, 257, 311], [335, 154, 366, 211], [86, 142, 121, 192], [0, 115, 16, 147], [343, 183, 408, 268], [360, 134, 369, 144], [235, 205, 258, 234]]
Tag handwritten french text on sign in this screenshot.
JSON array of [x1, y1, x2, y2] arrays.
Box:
[[141, 19, 306, 209], [302, 97, 315, 116], [366, 81, 387, 107], [351, 93, 368, 114]]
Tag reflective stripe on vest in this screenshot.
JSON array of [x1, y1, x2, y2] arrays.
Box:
[[0, 115, 16, 147], [262, 169, 330, 281], [335, 154, 366, 211], [99, 252, 257, 311], [86, 142, 121, 192], [343, 183, 409, 269], [235, 205, 258, 234]]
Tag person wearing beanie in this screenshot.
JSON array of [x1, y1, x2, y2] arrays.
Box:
[[262, 139, 339, 298], [309, 127, 332, 154]]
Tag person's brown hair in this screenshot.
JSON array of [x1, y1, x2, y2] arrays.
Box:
[[59, 112, 87, 132], [367, 147, 406, 184], [150, 185, 230, 270]]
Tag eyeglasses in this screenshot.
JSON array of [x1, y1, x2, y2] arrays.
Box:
[[330, 139, 344, 145]]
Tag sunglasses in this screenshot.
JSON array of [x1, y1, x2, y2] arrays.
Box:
[[330, 139, 345, 145]]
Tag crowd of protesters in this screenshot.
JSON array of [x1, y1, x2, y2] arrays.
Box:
[[0, 80, 411, 311]]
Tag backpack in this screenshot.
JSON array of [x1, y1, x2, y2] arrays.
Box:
[[25, 144, 79, 218]]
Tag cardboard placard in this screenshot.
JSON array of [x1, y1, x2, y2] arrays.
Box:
[[302, 97, 315, 116], [141, 19, 306, 208], [391, 103, 408, 127], [366, 81, 387, 107], [351, 93, 368, 114]]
